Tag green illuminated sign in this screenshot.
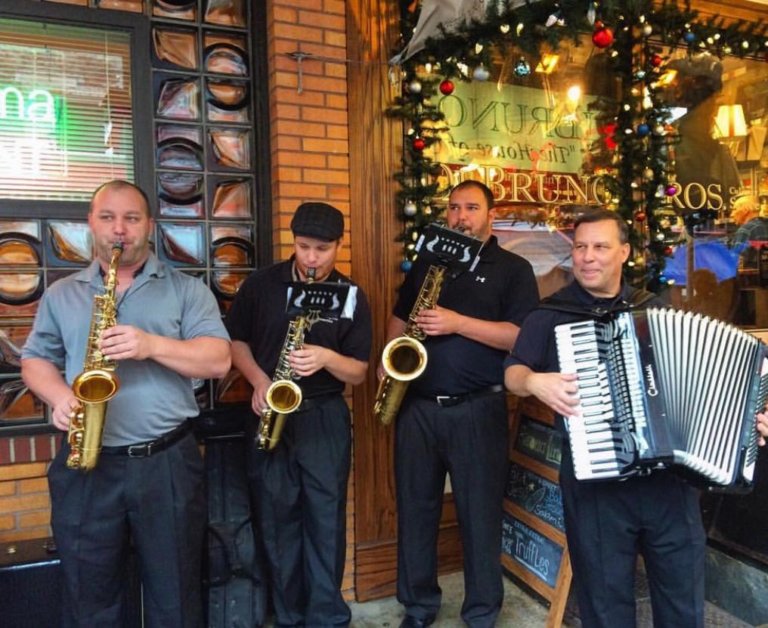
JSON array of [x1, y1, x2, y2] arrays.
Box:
[[0, 86, 57, 125]]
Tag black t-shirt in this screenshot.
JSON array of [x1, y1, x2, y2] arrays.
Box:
[[226, 258, 372, 397], [393, 235, 539, 396]]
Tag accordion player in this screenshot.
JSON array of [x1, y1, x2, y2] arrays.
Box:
[[556, 307, 768, 490]]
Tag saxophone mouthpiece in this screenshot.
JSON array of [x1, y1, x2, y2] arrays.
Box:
[[306, 267, 316, 282], [112, 241, 124, 252]]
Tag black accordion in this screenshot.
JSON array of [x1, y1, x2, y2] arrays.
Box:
[[555, 307, 768, 489]]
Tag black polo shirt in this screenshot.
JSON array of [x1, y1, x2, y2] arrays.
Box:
[[393, 235, 538, 396], [226, 258, 372, 397]]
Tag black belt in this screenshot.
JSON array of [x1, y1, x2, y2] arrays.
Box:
[[294, 393, 339, 413], [100, 422, 191, 458], [425, 384, 505, 408]]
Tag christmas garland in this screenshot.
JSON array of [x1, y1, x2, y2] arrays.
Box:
[[387, 0, 768, 288]]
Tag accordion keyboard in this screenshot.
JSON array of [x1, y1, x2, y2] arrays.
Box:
[[555, 320, 638, 480]]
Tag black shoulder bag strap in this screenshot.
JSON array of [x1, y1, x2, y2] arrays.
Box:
[[536, 287, 656, 319]]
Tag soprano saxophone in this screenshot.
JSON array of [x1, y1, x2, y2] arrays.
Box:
[[373, 264, 446, 426], [256, 267, 315, 451], [66, 242, 123, 471]]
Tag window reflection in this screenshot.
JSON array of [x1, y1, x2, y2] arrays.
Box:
[[211, 270, 249, 313], [210, 128, 250, 169], [158, 223, 205, 266], [158, 173, 205, 218], [203, 42, 248, 76], [0, 379, 43, 423], [157, 77, 200, 120], [211, 179, 251, 218], [153, 28, 198, 70], [48, 222, 92, 265], [153, 0, 197, 20], [204, 0, 246, 28]]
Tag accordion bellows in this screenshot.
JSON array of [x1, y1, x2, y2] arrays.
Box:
[[556, 308, 768, 490]]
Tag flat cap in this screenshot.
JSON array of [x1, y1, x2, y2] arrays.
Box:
[[291, 202, 344, 241]]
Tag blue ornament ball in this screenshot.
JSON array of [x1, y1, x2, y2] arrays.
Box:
[[400, 259, 413, 273], [472, 65, 490, 81], [637, 123, 651, 136], [683, 31, 696, 44], [514, 58, 531, 77], [659, 274, 668, 284]]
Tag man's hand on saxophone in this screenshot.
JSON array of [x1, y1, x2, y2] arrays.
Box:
[[411, 305, 461, 336], [290, 344, 367, 384], [55, 395, 81, 432], [100, 324, 152, 360], [250, 372, 272, 416]]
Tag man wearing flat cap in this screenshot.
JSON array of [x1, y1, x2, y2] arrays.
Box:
[[226, 201, 372, 627]]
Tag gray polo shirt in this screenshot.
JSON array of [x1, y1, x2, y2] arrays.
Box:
[[22, 253, 229, 445]]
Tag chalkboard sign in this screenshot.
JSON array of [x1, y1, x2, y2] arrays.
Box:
[[502, 396, 572, 628], [502, 513, 564, 589]]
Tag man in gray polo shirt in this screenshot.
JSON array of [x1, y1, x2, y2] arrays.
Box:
[[21, 180, 231, 627]]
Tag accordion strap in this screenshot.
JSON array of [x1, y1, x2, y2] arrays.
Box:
[[538, 288, 656, 319]]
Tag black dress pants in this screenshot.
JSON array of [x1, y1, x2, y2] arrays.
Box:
[[48, 432, 206, 628], [395, 391, 508, 628], [560, 450, 706, 628], [249, 395, 352, 628]]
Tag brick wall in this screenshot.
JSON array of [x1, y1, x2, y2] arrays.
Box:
[[0, 435, 59, 543], [268, 0, 352, 273]]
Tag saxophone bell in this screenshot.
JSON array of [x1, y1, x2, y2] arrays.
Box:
[[374, 337, 428, 426], [265, 379, 303, 414], [72, 368, 120, 404], [380, 336, 427, 382]]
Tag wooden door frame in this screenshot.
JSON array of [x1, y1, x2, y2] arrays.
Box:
[[346, 0, 463, 601]]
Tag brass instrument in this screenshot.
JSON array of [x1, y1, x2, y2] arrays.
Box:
[[66, 242, 123, 470], [374, 264, 446, 426], [256, 267, 315, 451]]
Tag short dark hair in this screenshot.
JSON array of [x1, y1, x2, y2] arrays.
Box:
[[90, 180, 152, 218], [450, 180, 494, 210], [574, 208, 629, 244]]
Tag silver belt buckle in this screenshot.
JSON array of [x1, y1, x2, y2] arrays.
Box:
[[435, 395, 450, 407], [127, 443, 150, 457]]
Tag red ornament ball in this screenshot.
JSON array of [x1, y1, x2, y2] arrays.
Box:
[[439, 79, 455, 95], [634, 212, 646, 222], [664, 246, 674, 256], [412, 137, 426, 152], [592, 25, 614, 49], [651, 53, 664, 67]]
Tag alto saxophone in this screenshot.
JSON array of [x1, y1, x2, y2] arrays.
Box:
[[374, 263, 446, 426], [66, 242, 123, 470], [256, 267, 315, 451]]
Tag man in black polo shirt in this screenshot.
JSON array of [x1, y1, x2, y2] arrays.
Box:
[[226, 202, 372, 627], [505, 208, 749, 627], [384, 180, 538, 628]]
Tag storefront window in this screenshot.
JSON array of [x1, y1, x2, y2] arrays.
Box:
[[419, 38, 768, 328]]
